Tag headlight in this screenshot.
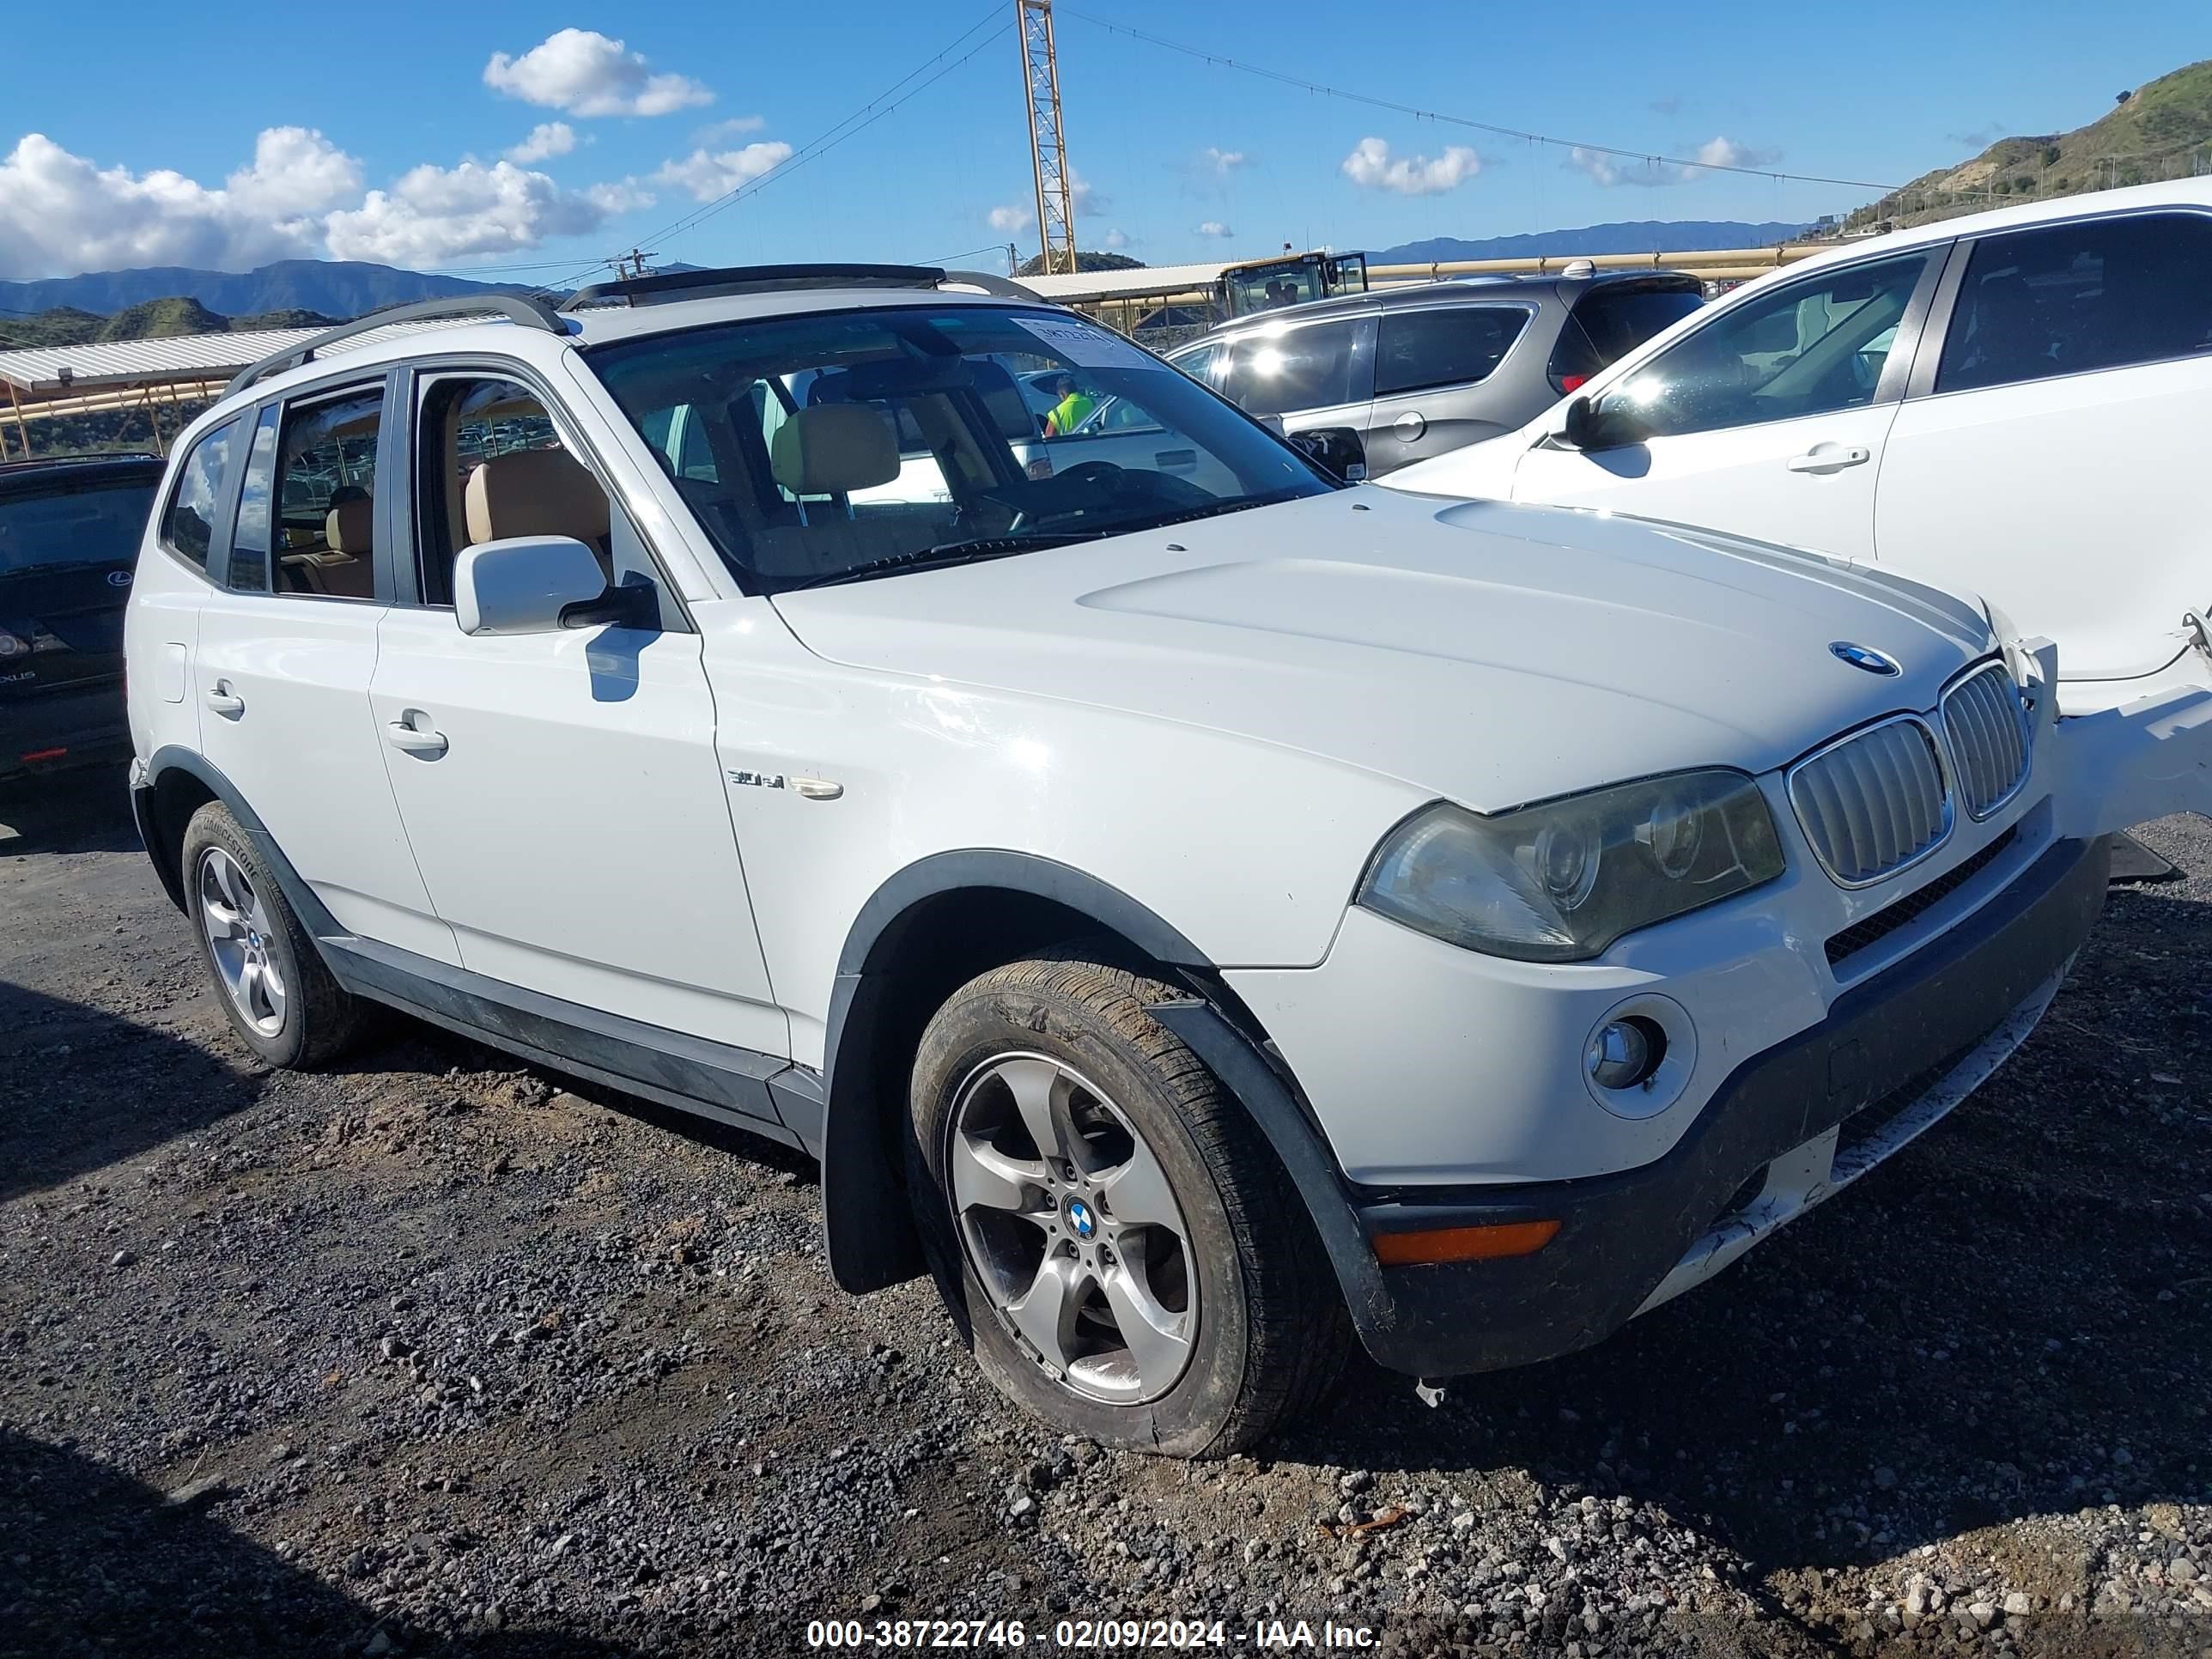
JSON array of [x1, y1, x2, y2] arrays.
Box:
[[1356, 769, 1785, 963]]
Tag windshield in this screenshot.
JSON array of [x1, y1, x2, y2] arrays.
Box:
[[0, 481, 155, 576], [588, 305, 1333, 593]]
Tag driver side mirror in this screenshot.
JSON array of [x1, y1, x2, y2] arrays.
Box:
[[1290, 425, 1368, 483], [455, 537, 657, 636], [1559, 394, 1650, 453]]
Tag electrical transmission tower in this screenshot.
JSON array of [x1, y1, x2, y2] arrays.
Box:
[[1018, 0, 1078, 276]]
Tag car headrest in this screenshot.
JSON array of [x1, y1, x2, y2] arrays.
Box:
[[464, 448, 611, 547], [770, 404, 900, 498], [325, 495, 373, 555]]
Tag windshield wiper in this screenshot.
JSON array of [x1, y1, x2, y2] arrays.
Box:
[[779, 532, 1091, 592]]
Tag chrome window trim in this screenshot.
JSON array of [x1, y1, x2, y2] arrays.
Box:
[[1786, 712, 1955, 890]]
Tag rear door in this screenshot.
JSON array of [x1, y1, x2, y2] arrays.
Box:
[[1509, 248, 1944, 558], [1365, 304, 1534, 473], [1875, 209, 2212, 690], [191, 376, 460, 964]]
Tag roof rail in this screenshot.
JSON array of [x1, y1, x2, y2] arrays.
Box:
[[222, 293, 567, 399], [560, 263, 1043, 311]]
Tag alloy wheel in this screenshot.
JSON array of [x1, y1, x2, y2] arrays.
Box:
[[198, 846, 287, 1037], [947, 1052, 1199, 1404]]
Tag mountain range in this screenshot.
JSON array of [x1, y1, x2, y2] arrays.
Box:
[[1369, 221, 1808, 265], [0, 260, 515, 325]]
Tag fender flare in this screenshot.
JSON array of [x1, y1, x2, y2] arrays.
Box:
[[139, 746, 344, 939], [817, 850, 1378, 1329]]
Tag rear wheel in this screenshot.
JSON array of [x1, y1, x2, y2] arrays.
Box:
[[906, 950, 1348, 1455], [181, 802, 362, 1068]]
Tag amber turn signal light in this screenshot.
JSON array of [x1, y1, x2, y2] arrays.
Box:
[[1370, 1218, 1561, 1267]]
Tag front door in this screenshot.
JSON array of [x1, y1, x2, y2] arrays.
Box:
[[1512, 248, 1943, 559], [368, 368, 786, 1062], [1875, 209, 2212, 691]]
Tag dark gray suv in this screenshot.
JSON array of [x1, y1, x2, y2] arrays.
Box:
[[1169, 270, 1705, 476]]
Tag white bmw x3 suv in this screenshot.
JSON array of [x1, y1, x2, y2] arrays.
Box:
[[122, 264, 2185, 1455]]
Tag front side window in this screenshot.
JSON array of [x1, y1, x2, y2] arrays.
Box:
[[415, 375, 611, 606], [160, 420, 238, 570], [1936, 212, 2212, 393], [1605, 252, 1933, 438], [587, 305, 1332, 594], [270, 386, 383, 599], [1374, 307, 1530, 397], [1216, 319, 1365, 416]]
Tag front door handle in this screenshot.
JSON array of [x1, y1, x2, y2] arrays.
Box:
[[1786, 444, 1871, 474], [204, 683, 245, 719], [385, 715, 448, 758]]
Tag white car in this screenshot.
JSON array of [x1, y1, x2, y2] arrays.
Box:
[[122, 265, 2191, 1455], [1386, 179, 2212, 752]]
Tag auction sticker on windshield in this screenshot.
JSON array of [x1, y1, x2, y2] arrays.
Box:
[[1014, 314, 1162, 373]]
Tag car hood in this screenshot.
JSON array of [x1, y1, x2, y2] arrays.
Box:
[[769, 490, 1996, 811]]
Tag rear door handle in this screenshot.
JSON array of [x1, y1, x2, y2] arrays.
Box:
[[204, 683, 244, 719], [1786, 445, 1870, 474], [385, 716, 448, 758]]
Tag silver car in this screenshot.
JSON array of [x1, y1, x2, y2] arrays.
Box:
[[1170, 270, 1705, 477]]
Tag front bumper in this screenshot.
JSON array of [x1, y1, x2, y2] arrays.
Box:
[[1342, 833, 2108, 1378]]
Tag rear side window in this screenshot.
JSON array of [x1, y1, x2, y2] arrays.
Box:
[[1550, 284, 1706, 392], [1374, 307, 1530, 396], [1936, 212, 2212, 393], [227, 407, 283, 593], [271, 386, 384, 599], [159, 419, 239, 570], [1218, 320, 1364, 415]]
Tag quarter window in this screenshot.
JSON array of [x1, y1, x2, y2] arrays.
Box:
[[1936, 212, 2212, 393], [1604, 252, 1932, 439], [159, 419, 239, 570], [1374, 307, 1529, 397], [1218, 320, 1364, 416], [270, 386, 384, 599], [227, 407, 283, 593]]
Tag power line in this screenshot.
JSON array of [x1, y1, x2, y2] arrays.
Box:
[[1060, 9, 1911, 196]]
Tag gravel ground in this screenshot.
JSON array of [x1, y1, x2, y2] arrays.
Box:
[[2, 771, 2207, 1659]]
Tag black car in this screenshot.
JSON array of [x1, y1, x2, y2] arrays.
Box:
[[0, 453, 161, 785]]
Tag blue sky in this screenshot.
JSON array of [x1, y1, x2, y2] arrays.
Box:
[[1, 0, 2204, 282]]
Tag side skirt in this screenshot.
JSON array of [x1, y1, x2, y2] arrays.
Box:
[[322, 933, 823, 1157]]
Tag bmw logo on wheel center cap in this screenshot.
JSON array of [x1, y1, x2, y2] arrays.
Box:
[[1065, 1197, 1097, 1240], [1830, 641, 1901, 677]]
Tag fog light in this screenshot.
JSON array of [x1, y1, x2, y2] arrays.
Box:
[[1587, 1017, 1665, 1091]]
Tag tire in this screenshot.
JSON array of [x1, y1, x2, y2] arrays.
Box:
[[180, 801, 362, 1068], [905, 948, 1349, 1455]]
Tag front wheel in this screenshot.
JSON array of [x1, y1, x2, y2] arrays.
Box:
[[906, 951, 1348, 1455]]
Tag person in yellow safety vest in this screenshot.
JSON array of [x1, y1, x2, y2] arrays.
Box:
[[1041, 373, 1097, 437]]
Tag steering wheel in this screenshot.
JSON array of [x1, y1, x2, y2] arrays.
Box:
[[1053, 459, 1131, 490]]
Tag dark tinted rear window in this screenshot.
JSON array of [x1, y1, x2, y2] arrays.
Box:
[[0, 479, 157, 574], [1374, 307, 1530, 396], [1549, 284, 1705, 386]]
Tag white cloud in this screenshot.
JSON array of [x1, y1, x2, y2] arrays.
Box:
[[325, 157, 648, 266], [653, 141, 793, 204], [988, 204, 1034, 232], [1194, 220, 1235, 239], [1692, 136, 1780, 171], [1569, 135, 1781, 188], [0, 127, 359, 277], [1101, 228, 1129, 250], [504, 122, 576, 164], [1340, 137, 1481, 196], [1200, 146, 1249, 176], [695, 116, 767, 144], [0, 127, 649, 277], [484, 28, 712, 118]]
